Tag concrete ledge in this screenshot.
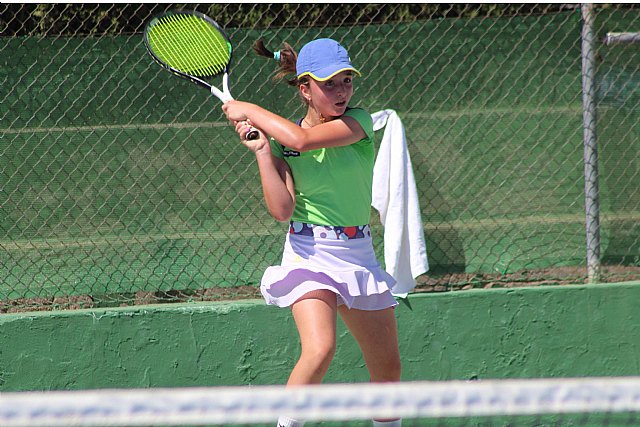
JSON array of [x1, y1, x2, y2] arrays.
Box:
[[2, 282, 639, 391]]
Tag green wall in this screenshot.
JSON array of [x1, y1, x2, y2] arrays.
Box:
[[1, 282, 639, 391]]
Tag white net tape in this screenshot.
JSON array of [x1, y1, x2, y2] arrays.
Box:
[[2, 377, 640, 426]]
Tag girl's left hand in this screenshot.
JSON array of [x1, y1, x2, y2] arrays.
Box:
[[235, 120, 269, 154]]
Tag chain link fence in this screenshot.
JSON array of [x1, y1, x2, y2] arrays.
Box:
[[1, 4, 639, 312]]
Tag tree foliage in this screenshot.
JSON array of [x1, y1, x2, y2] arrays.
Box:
[[0, 3, 592, 37]]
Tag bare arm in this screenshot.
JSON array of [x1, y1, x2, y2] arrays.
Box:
[[236, 122, 295, 222], [223, 102, 365, 152], [255, 150, 295, 222]]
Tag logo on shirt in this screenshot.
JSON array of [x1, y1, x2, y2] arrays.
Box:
[[282, 147, 300, 157]]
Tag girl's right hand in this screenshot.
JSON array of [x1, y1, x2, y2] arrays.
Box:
[[236, 120, 269, 154]]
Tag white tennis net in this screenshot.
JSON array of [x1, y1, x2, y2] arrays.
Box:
[[2, 377, 640, 427]]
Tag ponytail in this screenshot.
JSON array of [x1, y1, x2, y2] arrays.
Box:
[[253, 40, 306, 88]]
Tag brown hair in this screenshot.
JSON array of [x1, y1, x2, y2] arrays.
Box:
[[253, 40, 310, 88]]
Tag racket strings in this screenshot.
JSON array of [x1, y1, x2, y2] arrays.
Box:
[[147, 13, 230, 77]]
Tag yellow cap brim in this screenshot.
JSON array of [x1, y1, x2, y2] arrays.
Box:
[[298, 67, 361, 82]]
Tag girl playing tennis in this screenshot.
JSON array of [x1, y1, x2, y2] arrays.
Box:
[[223, 38, 402, 427]]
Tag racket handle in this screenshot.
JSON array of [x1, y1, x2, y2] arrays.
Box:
[[245, 127, 260, 140], [212, 78, 259, 140]]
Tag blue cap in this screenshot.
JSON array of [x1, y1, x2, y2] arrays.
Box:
[[296, 38, 361, 81]]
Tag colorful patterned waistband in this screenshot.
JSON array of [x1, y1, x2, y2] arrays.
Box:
[[289, 221, 371, 240]]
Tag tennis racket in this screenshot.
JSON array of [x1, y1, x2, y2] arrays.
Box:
[[144, 10, 259, 140]]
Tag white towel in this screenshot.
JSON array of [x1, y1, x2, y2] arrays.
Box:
[[371, 109, 429, 297]]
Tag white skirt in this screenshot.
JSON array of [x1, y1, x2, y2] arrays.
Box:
[[260, 224, 397, 311]]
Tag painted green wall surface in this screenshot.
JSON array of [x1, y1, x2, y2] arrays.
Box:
[[1, 282, 639, 391]]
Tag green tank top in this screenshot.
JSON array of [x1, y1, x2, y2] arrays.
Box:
[[270, 107, 375, 226]]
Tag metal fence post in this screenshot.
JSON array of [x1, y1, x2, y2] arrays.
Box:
[[581, 4, 601, 284]]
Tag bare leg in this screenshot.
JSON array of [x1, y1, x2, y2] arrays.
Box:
[[338, 306, 401, 382], [339, 305, 401, 423], [287, 290, 338, 385]]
